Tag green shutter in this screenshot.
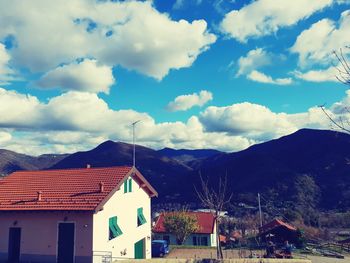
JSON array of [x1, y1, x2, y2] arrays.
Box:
[[124, 180, 128, 193], [109, 216, 123, 240], [129, 178, 132, 192], [137, 207, 147, 226]]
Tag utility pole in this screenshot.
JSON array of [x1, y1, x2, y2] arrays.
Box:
[[131, 120, 141, 168], [258, 193, 263, 227]]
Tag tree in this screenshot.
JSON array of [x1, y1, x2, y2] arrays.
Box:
[[320, 47, 350, 133], [292, 175, 320, 226], [163, 210, 199, 245], [195, 175, 232, 259]]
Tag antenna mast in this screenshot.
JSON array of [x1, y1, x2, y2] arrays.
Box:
[[132, 120, 141, 168], [258, 193, 263, 227]]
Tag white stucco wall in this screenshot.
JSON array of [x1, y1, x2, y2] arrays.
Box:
[[0, 211, 93, 263], [93, 176, 152, 261]]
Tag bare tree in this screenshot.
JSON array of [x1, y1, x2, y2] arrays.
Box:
[[195, 174, 233, 259], [333, 47, 350, 86], [320, 47, 350, 133]]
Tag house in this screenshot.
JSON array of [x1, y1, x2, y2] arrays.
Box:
[[0, 166, 157, 263], [259, 219, 298, 244], [153, 211, 217, 247]]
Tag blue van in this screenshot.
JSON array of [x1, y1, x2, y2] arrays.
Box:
[[151, 240, 170, 257]]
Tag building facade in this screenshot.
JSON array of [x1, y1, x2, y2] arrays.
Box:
[[0, 166, 157, 263], [153, 212, 217, 247]]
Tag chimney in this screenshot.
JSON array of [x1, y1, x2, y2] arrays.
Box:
[[37, 191, 42, 201], [99, 182, 104, 193], [87, 164, 91, 169]]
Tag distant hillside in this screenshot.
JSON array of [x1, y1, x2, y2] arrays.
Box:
[[195, 129, 350, 211], [0, 149, 68, 175], [1, 129, 350, 213], [51, 141, 194, 203], [157, 148, 222, 165]]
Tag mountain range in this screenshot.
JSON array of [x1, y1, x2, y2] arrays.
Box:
[[0, 129, 349, 212]]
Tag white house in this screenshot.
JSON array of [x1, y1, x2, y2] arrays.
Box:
[[0, 166, 157, 263], [153, 212, 217, 247]]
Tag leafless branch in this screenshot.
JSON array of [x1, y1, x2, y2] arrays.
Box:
[[320, 105, 350, 134], [195, 171, 233, 259]]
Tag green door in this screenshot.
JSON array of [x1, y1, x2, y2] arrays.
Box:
[[134, 238, 145, 259]]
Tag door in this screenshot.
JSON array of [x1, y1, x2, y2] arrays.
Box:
[[57, 223, 75, 263], [134, 238, 145, 259], [8, 227, 21, 263]]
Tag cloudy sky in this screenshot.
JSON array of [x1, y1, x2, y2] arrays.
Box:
[[0, 0, 350, 155]]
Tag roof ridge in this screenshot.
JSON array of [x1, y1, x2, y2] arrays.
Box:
[[12, 165, 133, 174]]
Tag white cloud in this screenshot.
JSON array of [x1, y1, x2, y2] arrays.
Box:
[[0, 130, 12, 144], [0, 0, 216, 80], [37, 59, 115, 94], [0, 88, 251, 153], [0, 44, 14, 85], [199, 101, 332, 141], [291, 10, 350, 67], [220, 0, 334, 42], [173, 0, 185, 9], [236, 48, 271, 76], [293, 66, 338, 82], [167, 90, 213, 111], [247, 70, 293, 85], [1, 87, 349, 155]]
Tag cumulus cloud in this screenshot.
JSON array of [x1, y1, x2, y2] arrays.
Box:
[[220, 0, 334, 42], [37, 59, 115, 93], [0, 0, 216, 80], [0, 87, 349, 155], [0, 88, 253, 153], [247, 70, 293, 85], [0, 130, 12, 144], [199, 102, 332, 141], [291, 10, 350, 67], [293, 66, 338, 82], [167, 90, 213, 111], [0, 44, 14, 85], [236, 48, 271, 76]]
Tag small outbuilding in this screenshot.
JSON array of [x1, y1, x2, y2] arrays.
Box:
[[0, 166, 157, 263], [259, 219, 298, 244], [153, 211, 217, 247]]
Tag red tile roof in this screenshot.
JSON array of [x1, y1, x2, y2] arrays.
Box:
[[0, 166, 157, 211], [260, 219, 297, 234], [153, 212, 215, 234]]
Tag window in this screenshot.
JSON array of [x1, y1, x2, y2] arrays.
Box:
[[193, 236, 209, 246], [137, 207, 147, 226], [193, 236, 197, 246], [124, 178, 132, 193], [109, 216, 122, 240], [201, 236, 208, 246]]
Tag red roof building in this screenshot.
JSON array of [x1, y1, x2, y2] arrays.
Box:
[[0, 166, 156, 211], [259, 219, 298, 244], [0, 166, 157, 262], [153, 211, 217, 247]]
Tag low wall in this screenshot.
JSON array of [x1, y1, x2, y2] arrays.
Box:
[[116, 259, 312, 263]]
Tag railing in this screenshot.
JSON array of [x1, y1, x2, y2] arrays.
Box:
[[93, 251, 112, 263], [93, 251, 138, 262]]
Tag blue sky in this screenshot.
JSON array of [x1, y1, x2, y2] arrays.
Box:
[[0, 0, 349, 155]]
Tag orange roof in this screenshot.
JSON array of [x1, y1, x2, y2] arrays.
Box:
[[153, 212, 215, 234], [0, 166, 157, 211], [260, 219, 297, 233]]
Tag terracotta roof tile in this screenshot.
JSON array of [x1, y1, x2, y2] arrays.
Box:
[[260, 219, 297, 233], [0, 166, 133, 211], [153, 212, 215, 234]]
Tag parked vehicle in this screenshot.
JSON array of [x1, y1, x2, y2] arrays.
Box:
[[152, 240, 169, 257]]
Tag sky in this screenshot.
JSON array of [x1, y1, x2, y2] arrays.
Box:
[[0, 0, 350, 155]]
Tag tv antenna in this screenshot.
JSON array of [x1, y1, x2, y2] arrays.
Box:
[[131, 120, 141, 168]]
